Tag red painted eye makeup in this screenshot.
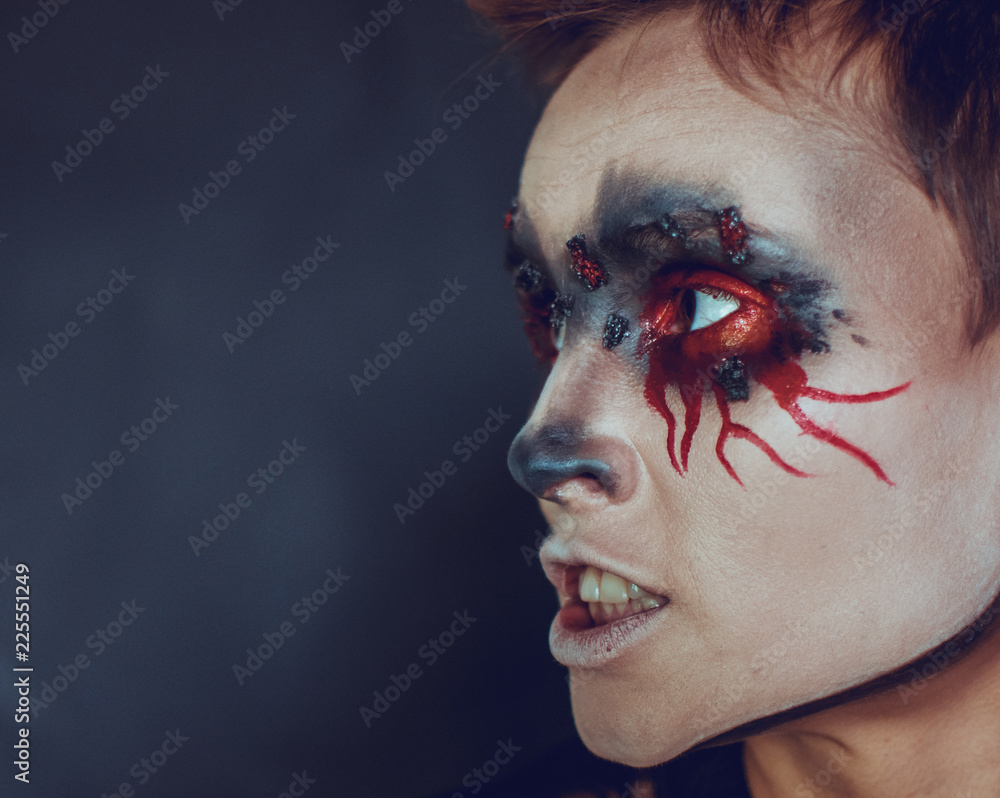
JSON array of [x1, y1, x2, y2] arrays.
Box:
[[500, 183, 911, 486], [638, 209, 911, 486]]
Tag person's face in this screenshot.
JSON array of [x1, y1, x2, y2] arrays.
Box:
[[505, 10, 1000, 767]]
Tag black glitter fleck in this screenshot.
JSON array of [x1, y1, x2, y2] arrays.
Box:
[[549, 294, 575, 328], [514, 262, 545, 295], [765, 275, 831, 355], [603, 313, 630, 349], [851, 334, 869, 347], [714, 357, 750, 401]]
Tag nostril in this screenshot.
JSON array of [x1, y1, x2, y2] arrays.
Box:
[[507, 422, 638, 504], [541, 473, 604, 502]]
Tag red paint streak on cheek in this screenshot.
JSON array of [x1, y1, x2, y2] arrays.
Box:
[[757, 360, 912, 484], [643, 355, 681, 475], [710, 382, 810, 487], [640, 280, 911, 486]]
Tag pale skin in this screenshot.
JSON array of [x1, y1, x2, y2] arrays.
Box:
[[506, 9, 1000, 797]]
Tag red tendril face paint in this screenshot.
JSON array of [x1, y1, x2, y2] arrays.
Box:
[[567, 234, 609, 291], [639, 212, 911, 487]]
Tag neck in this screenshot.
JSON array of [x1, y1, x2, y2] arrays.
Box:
[[742, 608, 1000, 797]]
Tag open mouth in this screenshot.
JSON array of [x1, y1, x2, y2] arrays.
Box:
[[563, 565, 668, 627]]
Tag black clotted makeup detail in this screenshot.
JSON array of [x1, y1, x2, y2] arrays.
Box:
[[713, 357, 750, 402], [515, 261, 546, 295], [603, 313, 630, 349], [550, 293, 575, 329]]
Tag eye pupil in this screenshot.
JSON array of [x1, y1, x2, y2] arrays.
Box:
[[681, 289, 696, 324]]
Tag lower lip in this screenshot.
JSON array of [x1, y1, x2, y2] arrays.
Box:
[[549, 600, 669, 669]]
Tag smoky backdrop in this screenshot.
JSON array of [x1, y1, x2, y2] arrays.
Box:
[[0, 0, 576, 794]]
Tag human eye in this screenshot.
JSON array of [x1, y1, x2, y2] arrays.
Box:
[[688, 287, 740, 331], [641, 268, 776, 360], [639, 261, 911, 487], [512, 261, 565, 366]]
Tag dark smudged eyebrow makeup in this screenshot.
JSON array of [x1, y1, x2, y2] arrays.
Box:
[[590, 172, 835, 289], [504, 172, 835, 298]]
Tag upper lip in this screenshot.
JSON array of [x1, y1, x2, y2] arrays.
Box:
[[540, 536, 669, 600]]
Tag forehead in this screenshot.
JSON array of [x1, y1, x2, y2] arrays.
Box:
[[517, 11, 909, 268]]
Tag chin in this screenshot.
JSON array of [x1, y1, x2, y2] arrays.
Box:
[[569, 672, 704, 768]]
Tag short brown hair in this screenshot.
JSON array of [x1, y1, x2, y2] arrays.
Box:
[[467, 0, 1000, 346]]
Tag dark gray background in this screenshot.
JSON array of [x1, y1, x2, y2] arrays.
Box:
[[0, 1, 575, 794]]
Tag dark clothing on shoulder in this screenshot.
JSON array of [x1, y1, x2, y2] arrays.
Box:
[[427, 736, 751, 798]]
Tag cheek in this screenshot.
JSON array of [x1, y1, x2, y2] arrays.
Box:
[[687, 383, 1000, 672]]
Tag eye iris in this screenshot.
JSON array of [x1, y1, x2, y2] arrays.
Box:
[[640, 269, 779, 364]]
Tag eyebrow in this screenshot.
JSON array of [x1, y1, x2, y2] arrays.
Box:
[[504, 172, 831, 287]]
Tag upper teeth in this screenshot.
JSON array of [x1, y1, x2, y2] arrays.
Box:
[[578, 565, 663, 610]]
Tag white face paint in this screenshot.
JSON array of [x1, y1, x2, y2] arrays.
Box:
[[509, 9, 1000, 767]]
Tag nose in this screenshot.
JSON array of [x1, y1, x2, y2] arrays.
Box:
[[507, 421, 639, 504]]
